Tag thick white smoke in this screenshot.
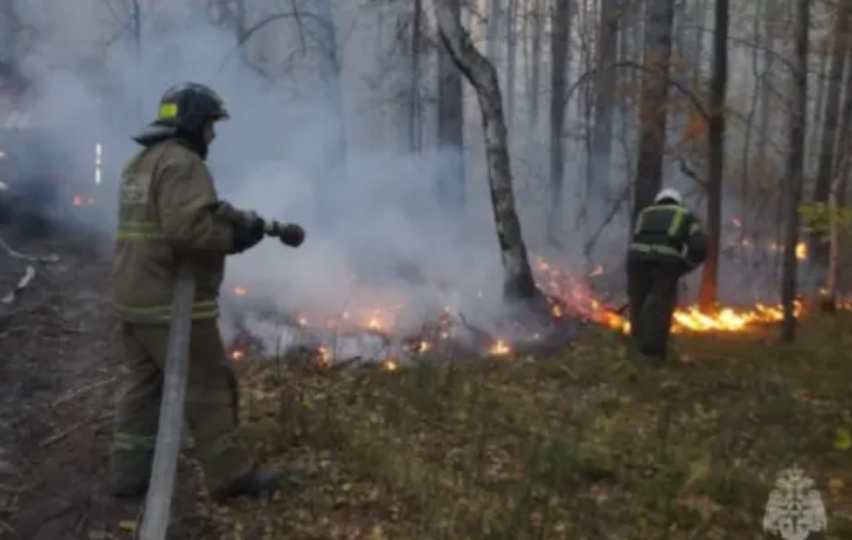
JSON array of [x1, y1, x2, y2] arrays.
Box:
[[6, 0, 578, 351]]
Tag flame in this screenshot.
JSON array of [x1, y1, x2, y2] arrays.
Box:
[[367, 317, 382, 330], [535, 256, 818, 334], [227, 251, 842, 372], [796, 242, 807, 260], [488, 340, 511, 355], [317, 346, 332, 366]]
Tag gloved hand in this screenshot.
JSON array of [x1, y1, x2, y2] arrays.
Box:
[[216, 201, 260, 229], [230, 219, 265, 254], [277, 223, 305, 248]]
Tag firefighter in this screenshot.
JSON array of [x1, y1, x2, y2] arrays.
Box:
[[627, 188, 707, 360], [108, 82, 305, 501]]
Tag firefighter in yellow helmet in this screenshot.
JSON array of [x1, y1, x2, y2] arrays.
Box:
[[627, 188, 706, 360], [108, 82, 305, 501]]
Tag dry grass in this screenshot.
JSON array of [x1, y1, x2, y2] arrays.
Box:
[[205, 314, 852, 539]]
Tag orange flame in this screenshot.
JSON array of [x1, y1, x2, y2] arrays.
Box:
[[488, 340, 511, 356]]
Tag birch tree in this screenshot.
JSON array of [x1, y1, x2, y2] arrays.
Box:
[[432, 0, 537, 301]]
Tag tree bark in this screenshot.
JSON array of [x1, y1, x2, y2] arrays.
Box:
[[529, 0, 543, 129], [505, 0, 517, 129], [409, 0, 423, 153], [822, 175, 841, 312], [697, 0, 728, 310], [433, 0, 537, 301], [755, 0, 780, 179], [780, 0, 810, 343], [811, 1, 851, 267], [808, 39, 829, 176], [486, 0, 503, 60], [547, 0, 571, 242], [584, 0, 620, 260], [835, 35, 852, 208], [436, 0, 465, 212], [632, 0, 675, 219]]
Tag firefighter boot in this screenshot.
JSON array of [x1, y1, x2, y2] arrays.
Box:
[[210, 469, 301, 502]]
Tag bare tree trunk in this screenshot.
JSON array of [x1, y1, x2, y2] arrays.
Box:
[[529, 0, 543, 129], [632, 0, 675, 218], [583, 0, 619, 259], [486, 0, 503, 60], [756, 0, 780, 175], [689, 0, 705, 83], [835, 36, 852, 208], [505, 0, 518, 129], [811, 1, 851, 268], [823, 174, 841, 312], [738, 0, 765, 236], [433, 0, 537, 301], [808, 40, 829, 176], [409, 0, 423, 152], [437, 0, 466, 212], [547, 0, 571, 243], [780, 0, 809, 343], [697, 0, 728, 310]]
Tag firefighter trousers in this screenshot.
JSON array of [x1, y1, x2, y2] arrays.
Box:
[[627, 260, 681, 360], [109, 320, 252, 494]]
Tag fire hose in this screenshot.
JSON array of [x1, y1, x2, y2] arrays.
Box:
[[136, 216, 303, 540], [136, 264, 194, 540]]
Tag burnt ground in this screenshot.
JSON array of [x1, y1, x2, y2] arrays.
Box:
[[0, 225, 207, 539]]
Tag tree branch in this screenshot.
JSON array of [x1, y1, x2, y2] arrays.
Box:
[[566, 60, 711, 120]]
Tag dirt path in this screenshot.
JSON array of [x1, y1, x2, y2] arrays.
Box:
[[0, 228, 204, 539]]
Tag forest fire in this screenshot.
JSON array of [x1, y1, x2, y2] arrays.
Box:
[[533, 258, 811, 334], [225, 247, 838, 367]]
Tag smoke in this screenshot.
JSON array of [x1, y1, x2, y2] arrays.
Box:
[[4, 0, 568, 342]]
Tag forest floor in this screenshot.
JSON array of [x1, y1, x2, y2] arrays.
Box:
[[224, 316, 852, 540], [0, 224, 205, 540], [2, 223, 852, 539]]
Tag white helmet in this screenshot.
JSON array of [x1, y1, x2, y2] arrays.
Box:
[[654, 188, 683, 206]]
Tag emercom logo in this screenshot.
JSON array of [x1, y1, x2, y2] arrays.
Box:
[[763, 466, 827, 540]]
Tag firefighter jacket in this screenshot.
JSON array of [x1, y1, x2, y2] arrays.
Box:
[[628, 203, 708, 271], [110, 139, 235, 324]]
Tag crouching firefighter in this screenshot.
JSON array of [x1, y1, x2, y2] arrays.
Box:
[[627, 188, 707, 360], [108, 82, 306, 501]]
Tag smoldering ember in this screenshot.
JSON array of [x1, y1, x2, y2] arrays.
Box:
[[3, 0, 852, 538], [220, 239, 836, 370]]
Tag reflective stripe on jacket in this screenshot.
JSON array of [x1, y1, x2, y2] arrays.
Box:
[[110, 139, 234, 324], [629, 204, 708, 267]]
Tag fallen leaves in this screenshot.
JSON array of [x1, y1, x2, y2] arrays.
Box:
[[206, 315, 852, 539]]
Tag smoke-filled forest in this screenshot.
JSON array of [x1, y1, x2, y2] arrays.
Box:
[[0, 0, 851, 538]]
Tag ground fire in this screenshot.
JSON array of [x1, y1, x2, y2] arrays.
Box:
[[225, 242, 842, 368]]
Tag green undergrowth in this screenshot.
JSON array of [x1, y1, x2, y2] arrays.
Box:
[[206, 315, 852, 539]]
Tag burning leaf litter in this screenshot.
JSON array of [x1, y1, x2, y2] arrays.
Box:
[[225, 255, 846, 367]]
